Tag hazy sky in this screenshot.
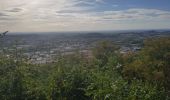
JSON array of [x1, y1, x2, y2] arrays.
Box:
[[0, 0, 170, 32]]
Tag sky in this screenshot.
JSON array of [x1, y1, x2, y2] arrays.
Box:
[[0, 0, 170, 32]]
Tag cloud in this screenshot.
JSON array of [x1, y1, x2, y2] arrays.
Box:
[[100, 9, 170, 21], [112, 5, 119, 7], [0, 12, 9, 17], [95, 0, 105, 3], [0, 0, 170, 32], [5, 8, 23, 13]]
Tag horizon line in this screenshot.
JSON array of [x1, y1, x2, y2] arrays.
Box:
[[5, 28, 170, 34]]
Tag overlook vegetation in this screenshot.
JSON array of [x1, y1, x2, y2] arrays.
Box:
[[0, 37, 170, 100]]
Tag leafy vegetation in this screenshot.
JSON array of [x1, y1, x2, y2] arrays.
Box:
[[0, 37, 170, 100]]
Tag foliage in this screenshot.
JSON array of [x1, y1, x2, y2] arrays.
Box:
[[0, 37, 170, 100]]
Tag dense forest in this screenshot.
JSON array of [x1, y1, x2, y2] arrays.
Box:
[[0, 36, 170, 100]]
